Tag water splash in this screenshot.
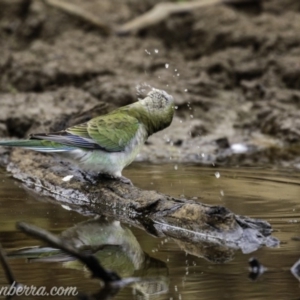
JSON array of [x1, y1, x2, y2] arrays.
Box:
[[136, 83, 153, 100], [215, 172, 220, 179], [165, 63, 169, 69]]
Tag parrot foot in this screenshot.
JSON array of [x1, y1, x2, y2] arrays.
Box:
[[79, 171, 97, 184], [118, 176, 133, 186], [96, 173, 133, 186]]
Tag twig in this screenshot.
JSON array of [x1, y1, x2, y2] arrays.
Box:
[[0, 243, 18, 286], [116, 0, 260, 35], [16, 222, 120, 283], [40, 0, 110, 34], [34, 0, 259, 36]]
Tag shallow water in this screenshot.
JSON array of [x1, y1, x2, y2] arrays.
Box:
[[0, 163, 300, 299]]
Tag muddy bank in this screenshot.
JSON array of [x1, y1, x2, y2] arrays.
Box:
[[0, 0, 300, 167]]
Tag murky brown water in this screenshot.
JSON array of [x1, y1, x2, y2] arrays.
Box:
[[1, 163, 300, 299]]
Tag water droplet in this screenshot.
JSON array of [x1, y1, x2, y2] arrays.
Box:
[[190, 115, 193, 118], [154, 49, 159, 53], [179, 120, 182, 123], [61, 204, 71, 211], [215, 172, 220, 178], [201, 153, 205, 157], [184, 89, 188, 92], [175, 69, 177, 72], [145, 49, 151, 55], [177, 73, 180, 76], [174, 106, 178, 109], [165, 63, 169, 69], [220, 190, 224, 196], [62, 175, 73, 182], [174, 165, 178, 170], [231, 143, 248, 154]]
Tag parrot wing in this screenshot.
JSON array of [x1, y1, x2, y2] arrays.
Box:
[[31, 113, 140, 153]]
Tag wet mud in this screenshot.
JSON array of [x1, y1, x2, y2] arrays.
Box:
[[0, 0, 299, 167]]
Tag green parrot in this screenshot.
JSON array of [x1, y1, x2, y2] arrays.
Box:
[[0, 88, 174, 184]]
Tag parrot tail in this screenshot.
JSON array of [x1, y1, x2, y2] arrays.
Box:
[[0, 139, 74, 152]]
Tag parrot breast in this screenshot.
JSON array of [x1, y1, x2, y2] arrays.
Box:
[[65, 124, 148, 177]]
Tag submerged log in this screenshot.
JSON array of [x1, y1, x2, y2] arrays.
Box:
[[1, 148, 279, 254]]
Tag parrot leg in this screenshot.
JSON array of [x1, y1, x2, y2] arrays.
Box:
[[78, 171, 97, 185]]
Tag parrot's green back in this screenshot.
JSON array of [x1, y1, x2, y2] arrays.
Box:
[[66, 112, 140, 152]]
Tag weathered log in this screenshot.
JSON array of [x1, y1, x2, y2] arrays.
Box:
[[2, 148, 279, 254]]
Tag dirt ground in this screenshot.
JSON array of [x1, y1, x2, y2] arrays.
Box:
[[0, 0, 300, 168]]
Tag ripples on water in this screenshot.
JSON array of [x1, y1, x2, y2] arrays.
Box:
[[0, 163, 300, 299]]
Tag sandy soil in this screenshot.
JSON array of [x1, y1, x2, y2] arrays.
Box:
[[0, 0, 300, 168]]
